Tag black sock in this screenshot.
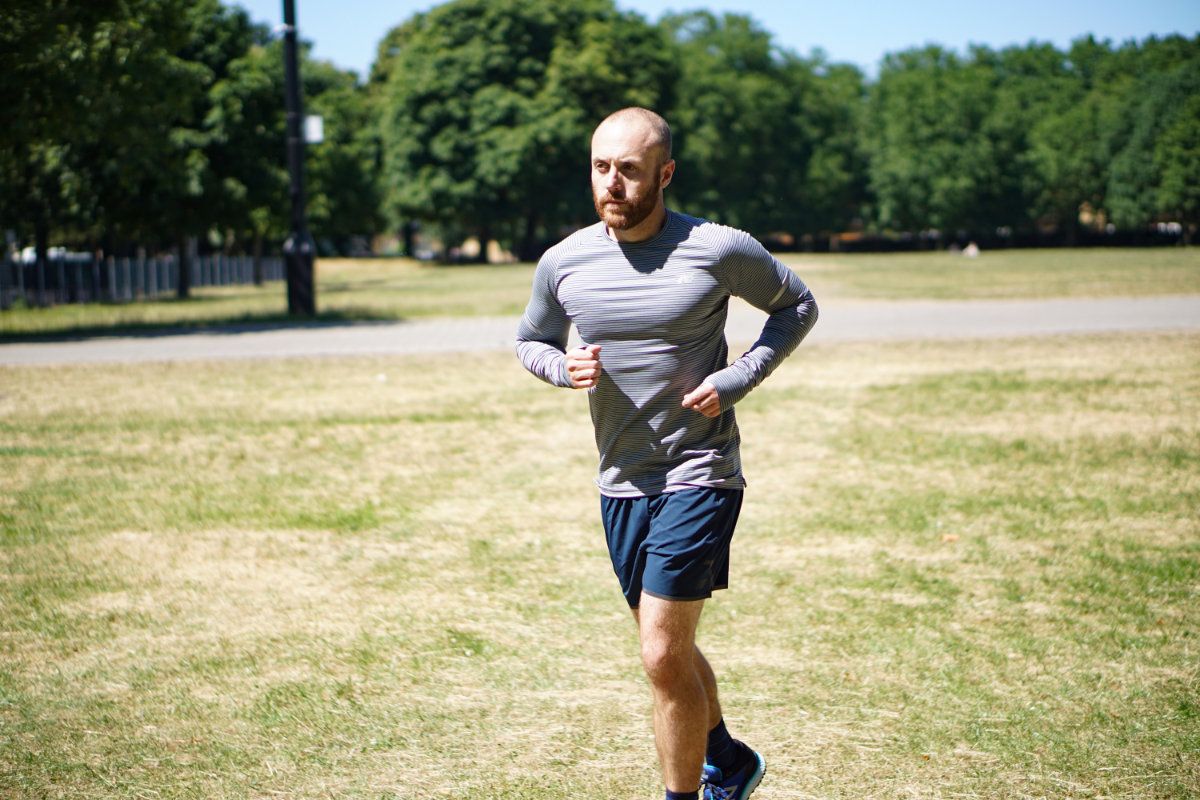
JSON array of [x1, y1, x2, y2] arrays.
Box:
[[665, 790, 699, 800], [706, 718, 746, 774]]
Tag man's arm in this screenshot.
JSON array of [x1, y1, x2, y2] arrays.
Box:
[[516, 255, 604, 389], [516, 255, 573, 387], [691, 230, 818, 414]]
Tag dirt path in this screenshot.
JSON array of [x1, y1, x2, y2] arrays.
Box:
[[2, 295, 1197, 366]]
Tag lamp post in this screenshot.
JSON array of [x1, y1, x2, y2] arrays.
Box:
[[281, 0, 315, 316]]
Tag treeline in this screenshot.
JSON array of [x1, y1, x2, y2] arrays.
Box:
[[1, 0, 380, 270], [3, 0, 1197, 269]]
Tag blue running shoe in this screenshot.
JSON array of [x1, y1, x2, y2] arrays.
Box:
[[701, 750, 765, 800]]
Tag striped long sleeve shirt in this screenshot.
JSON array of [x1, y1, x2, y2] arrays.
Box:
[[516, 210, 818, 497]]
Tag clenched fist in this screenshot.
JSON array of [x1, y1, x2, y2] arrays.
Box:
[[682, 382, 721, 418], [566, 343, 603, 389]]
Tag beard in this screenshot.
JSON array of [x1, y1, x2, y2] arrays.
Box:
[[593, 172, 662, 231]]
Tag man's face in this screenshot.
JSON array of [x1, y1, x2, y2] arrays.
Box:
[[590, 120, 673, 231]]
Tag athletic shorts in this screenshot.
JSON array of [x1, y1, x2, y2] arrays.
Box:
[[600, 487, 744, 609]]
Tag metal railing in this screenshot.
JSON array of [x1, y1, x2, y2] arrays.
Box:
[[0, 254, 285, 309]]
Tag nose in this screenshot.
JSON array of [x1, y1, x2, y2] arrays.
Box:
[[604, 167, 622, 192]]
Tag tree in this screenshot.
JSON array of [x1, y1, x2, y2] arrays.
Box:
[[378, 0, 675, 261], [645, 11, 868, 243], [0, 0, 255, 297], [864, 46, 996, 236], [1154, 79, 1200, 243], [1107, 37, 1200, 236], [1024, 38, 1123, 242], [208, 39, 383, 262], [0, 1, 156, 275], [205, 39, 290, 274], [304, 60, 384, 255]]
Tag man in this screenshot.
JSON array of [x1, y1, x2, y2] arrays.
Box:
[[515, 107, 817, 800]]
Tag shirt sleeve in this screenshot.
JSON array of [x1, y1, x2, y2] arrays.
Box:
[[705, 229, 818, 408], [516, 253, 574, 388]]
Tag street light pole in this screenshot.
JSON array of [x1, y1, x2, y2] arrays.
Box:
[[281, 0, 315, 316]]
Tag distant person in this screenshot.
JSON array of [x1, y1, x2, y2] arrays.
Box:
[[516, 107, 818, 800]]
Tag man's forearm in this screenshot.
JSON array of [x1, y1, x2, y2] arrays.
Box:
[[706, 291, 818, 408], [516, 338, 573, 388]]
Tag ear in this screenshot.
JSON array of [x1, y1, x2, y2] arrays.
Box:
[[659, 159, 675, 190]]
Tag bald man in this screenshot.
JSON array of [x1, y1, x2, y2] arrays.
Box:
[[517, 107, 818, 800]]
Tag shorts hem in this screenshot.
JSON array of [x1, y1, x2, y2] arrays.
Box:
[[632, 585, 727, 608]]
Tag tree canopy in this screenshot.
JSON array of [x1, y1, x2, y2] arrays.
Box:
[[0, 0, 380, 262], [378, 0, 675, 260], [3, 0, 1198, 263]]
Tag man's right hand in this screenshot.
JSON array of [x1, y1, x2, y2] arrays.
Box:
[[566, 343, 603, 389]]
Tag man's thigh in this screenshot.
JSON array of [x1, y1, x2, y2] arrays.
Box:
[[601, 487, 743, 608]]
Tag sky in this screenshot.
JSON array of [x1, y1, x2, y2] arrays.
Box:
[[233, 0, 1199, 79]]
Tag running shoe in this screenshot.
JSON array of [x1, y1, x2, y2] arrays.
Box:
[[701, 749, 765, 800]]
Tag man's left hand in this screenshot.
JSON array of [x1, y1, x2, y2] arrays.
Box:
[[682, 383, 721, 418]]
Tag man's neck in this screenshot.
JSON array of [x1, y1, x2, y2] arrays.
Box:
[[608, 204, 668, 244]]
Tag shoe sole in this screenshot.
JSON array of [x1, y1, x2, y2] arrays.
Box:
[[738, 751, 765, 800]]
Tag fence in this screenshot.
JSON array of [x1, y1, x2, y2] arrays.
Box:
[[0, 254, 285, 310]]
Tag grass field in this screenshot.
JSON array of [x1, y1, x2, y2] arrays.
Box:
[[2, 329, 1197, 798], [2, 246, 1198, 339]]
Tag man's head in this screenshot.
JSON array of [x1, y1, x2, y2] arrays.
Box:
[[590, 107, 675, 237]]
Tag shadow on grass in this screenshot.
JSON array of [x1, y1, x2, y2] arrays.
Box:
[[0, 306, 405, 344]]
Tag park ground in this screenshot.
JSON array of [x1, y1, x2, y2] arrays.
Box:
[[1, 248, 1198, 799]]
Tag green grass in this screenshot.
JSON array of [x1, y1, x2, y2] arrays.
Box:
[[0, 258, 538, 339], [790, 246, 1200, 300], [2, 247, 1198, 340], [2, 332, 1197, 798]]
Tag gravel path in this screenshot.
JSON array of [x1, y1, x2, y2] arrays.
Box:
[[1, 295, 1197, 366]]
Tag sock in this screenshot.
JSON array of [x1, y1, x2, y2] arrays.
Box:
[[665, 790, 699, 800], [706, 718, 747, 775]]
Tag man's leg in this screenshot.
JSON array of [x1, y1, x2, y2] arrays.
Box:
[[634, 593, 709, 793], [692, 645, 723, 730]]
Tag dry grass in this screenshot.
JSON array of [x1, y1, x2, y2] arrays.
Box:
[[1, 332, 1198, 798], [786, 246, 1200, 300]]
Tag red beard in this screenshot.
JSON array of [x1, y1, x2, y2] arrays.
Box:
[[593, 174, 661, 231]]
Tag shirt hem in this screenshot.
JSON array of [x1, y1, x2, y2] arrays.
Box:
[[596, 476, 746, 499]]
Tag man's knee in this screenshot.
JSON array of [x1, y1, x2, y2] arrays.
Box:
[[640, 634, 696, 688]]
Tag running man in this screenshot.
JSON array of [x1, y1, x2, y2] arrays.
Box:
[[515, 107, 818, 800]]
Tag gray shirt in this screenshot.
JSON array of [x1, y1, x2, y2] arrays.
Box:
[[516, 210, 817, 497]]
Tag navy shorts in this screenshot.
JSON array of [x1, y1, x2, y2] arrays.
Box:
[[600, 487, 744, 608]]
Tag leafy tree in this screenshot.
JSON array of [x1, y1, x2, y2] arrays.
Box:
[[661, 11, 798, 236], [1024, 38, 1125, 242], [305, 60, 384, 254], [864, 46, 1003, 236], [590, 10, 869, 244], [205, 39, 290, 269], [208, 39, 383, 260], [981, 43, 1077, 233], [378, 0, 675, 261], [0, 1, 180, 266], [1107, 37, 1200, 235], [0, 0, 253, 297], [1154, 79, 1200, 242]]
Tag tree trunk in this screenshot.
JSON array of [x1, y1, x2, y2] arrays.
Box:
[[475, 225, 491, 264], [518, 210, 539, 262], [253, 230, 264, 286], [1064, 219, 1078, 247], [34, 216, 49, 307], [402, 221, 416, 258], [176, 235, 193, 299]]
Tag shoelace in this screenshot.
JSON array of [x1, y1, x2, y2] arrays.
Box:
[[700, 769, 736, 800], [702, 780, 736, 800]]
